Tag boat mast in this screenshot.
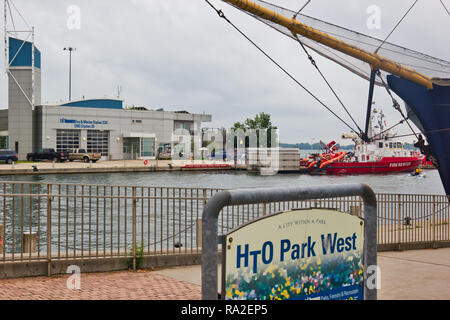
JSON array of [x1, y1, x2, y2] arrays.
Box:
[[222, 0, 434, 89], [364, 68, 378, 142]]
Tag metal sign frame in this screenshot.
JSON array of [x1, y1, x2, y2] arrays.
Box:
[[201, 183, 377, 300]]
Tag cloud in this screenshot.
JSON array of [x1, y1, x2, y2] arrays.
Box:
[[0, 0, 448, 145]]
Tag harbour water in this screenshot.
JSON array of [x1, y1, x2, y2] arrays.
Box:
[[0, 169, 445, 254], [0, 168, 444, 195]]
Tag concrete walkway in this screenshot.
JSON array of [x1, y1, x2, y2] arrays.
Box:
[[154, 248, 450, 300], [0, 248, 449, 300], [0, 160, 234, 175], [0, 270, 201, 300]]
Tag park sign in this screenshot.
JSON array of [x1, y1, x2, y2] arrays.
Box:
[[222, 208, 365, 300]]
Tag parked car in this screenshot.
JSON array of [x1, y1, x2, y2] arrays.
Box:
[[68, 149, 101, 163], [26, 149, 69, 162], [0, 149, 19, 164]]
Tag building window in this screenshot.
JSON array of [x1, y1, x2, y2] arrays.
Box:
[[87, 130, 109, 157], [56, 129, 80, 152], [0, 136, 8, 149], [174, 121, 194, 135], [140, 138, 155, 158]]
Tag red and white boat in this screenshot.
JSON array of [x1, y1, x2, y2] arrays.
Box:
[[305, 109, 424, 175]]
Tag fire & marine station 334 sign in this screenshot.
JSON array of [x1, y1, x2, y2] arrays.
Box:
[[222, 208, 365, 300]]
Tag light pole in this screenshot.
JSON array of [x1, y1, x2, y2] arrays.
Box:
[[63, 47, 76, 101]]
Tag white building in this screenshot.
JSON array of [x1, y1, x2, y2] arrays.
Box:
[[0, 37, 211, 160]]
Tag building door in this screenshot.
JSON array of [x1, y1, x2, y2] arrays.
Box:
[[140, 137, 156, 158], [87, 130, 109, 157], [56, 129, 80, 152], [131, 138, 140, 160], [123, 137, 140, 160]]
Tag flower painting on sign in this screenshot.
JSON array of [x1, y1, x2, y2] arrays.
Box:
[[223, 209, 365, 300]]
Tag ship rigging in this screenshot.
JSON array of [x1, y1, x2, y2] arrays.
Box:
[[204, 0, 450, 195]]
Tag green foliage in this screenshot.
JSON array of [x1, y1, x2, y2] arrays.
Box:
[[231, 112, 278, 148], [126, 243, 145, 270], [225, 253, 364, 300], [232, 112, 277, 132]]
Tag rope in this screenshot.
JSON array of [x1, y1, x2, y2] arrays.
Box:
[[293, 0, 311, 20], [376, 70, 419, 140], [440, 0, 450, 16], [389, 127, 450, 139], [377, 203, 450, 222], [145, 221, 196, 248], [369, 118, 407, 141], [204, 0, 360, 135], [46, 220, 198, 251], [375, 0, 419, 53], [294, 34, 364, 135]]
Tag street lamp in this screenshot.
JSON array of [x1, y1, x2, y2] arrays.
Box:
[[63, 47, 76, 101]]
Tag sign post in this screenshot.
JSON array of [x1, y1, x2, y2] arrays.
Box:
[[201, 183, 377, 300]]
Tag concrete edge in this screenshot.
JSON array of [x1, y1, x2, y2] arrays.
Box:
[[0, 166, 233, 176], [0, 253, 201, 279], [378, 240, 450, 252]]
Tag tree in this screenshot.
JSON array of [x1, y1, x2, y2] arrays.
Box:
[[232, 112, 276, 131], [231, 112, 278, 148]]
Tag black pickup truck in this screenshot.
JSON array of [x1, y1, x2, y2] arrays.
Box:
[[26, 149, 69, 162]]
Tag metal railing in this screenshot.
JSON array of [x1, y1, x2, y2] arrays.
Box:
[[0, 181, 449, 266]]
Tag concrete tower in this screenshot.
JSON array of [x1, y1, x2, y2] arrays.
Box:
[[5, 1, 41, 159]]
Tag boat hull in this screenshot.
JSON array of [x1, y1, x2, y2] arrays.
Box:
[[387, 75, 450, 195], [315, 157, 422, 175]]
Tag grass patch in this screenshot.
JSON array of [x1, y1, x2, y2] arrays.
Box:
[[126, 243, 145, 270]]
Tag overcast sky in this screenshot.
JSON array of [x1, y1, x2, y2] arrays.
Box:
[[1, 0, 449, 144]]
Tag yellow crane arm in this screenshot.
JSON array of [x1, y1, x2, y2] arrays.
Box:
[[223, 0, 434, 89]]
